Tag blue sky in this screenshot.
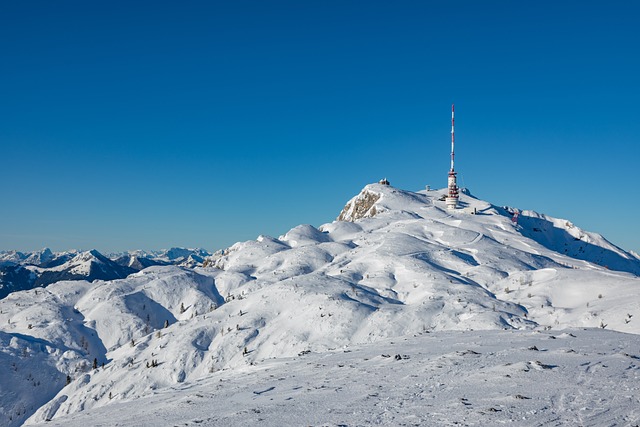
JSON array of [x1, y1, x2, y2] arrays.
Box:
[[1, 1, 639, 254]]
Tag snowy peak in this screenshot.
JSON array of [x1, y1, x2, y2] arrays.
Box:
[[35, 249, 137, 285], [24, 248, 54, 266], [1, 249, 78, 268], [72, 249, 106, 264], [112, 254, 167, 271], [109, 248, 212, 269], [337, 182, 640, 276], [337, 182, 448, 223], [158, 247, 209, 263], [0, 250, 27, 265]]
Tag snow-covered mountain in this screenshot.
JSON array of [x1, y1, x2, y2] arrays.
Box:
[[109, 248, 211, 269], [23, 248, 55, 267], [0, 248, 211, 299], [0, 250, 135, 300], [1, 183, 639, 426]]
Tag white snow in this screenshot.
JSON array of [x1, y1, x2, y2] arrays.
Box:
[[0, 182, 638, 426], [22, 330, 640, 426]]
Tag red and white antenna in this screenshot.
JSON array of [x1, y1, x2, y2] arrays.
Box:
[[451, 103, 455, 171], [445, 103, 459, 210]]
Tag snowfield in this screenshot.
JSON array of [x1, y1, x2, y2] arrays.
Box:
[[1, 183, 638, 426], [25, 329, 640, 427]]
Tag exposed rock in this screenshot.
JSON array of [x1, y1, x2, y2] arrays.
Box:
[[337, 190, 381, 222]]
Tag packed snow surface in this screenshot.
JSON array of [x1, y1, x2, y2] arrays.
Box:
[[0, 183, 638, 426]]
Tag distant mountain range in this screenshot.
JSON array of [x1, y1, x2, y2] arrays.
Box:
[[0, 247, 211, 299]]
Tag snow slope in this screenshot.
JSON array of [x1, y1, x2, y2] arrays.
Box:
[[0, 183, 638, 426], [26, 329, 640, 427]]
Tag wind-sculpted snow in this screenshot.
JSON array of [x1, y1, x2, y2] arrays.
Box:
[[24, 330, 640, 427], [1, 183, 639, 426], [514, 209, 640, 275]]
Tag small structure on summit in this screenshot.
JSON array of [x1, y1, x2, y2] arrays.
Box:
[[379, 178, 390, 186], [445, 104, 459, 210]]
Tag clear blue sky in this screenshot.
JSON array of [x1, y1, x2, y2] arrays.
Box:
[[1, 1, 639, 254]]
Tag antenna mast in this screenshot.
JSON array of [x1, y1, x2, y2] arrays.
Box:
[[445, 103, 459, 210], [451, 103, 455, 171]]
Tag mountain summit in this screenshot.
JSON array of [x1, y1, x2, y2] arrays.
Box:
[[338, 183, 639, 275]]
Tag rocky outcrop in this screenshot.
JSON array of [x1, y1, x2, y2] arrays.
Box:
[[337, 189, 381, 222]]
